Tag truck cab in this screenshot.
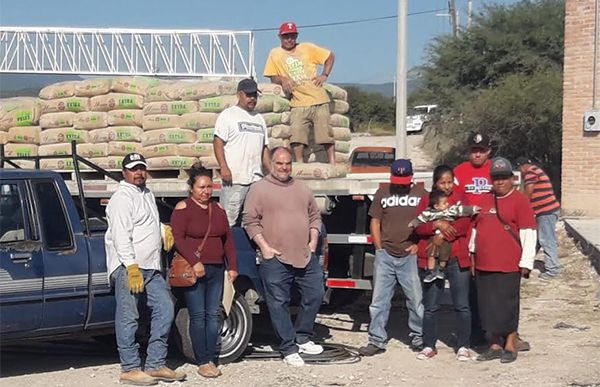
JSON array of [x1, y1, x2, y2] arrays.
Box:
[[0, 170, 115, 339]]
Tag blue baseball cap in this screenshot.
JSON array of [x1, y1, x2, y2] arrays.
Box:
[[390, 159, 413, 185]]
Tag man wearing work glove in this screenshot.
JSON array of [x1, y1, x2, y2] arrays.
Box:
[[105, 153, 186, 386]]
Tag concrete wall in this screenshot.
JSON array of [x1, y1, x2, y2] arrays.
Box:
[[561, 0, 600, 216]]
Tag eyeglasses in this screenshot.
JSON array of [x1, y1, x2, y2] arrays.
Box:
[[280, 34, 298, 40]]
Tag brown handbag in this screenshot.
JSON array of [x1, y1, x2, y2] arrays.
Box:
[[168, 202, 213, 287]]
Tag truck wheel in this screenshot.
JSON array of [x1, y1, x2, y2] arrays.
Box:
[[173, 292, 253, 364]]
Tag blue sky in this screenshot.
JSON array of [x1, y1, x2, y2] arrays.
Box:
[[0, 0, 518, 84]]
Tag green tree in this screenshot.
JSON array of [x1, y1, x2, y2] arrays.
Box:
[[346, 86, 395, 134], [412, 0, 564, 187]]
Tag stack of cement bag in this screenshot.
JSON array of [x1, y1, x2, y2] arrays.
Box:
[[0, 97, 41, 168], [1, 77, 353, 179]]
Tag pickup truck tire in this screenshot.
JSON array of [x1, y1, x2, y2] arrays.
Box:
[[173, 292, 253, 364]]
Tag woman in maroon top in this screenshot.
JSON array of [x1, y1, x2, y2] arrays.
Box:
[[414, 165, 473, 361], [171, 167, 238, 378]]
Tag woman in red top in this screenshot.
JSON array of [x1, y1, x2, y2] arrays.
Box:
[[171, 167, 238, 378], [414, 165, 473, 361], [470, 157, 536, 363]]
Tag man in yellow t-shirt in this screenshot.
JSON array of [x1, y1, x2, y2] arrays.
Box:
[[263, 22, 336, 164]]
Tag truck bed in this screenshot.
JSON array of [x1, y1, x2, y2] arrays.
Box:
[[61, 171, 435, 198]]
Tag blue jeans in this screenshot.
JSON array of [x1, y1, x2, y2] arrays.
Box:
[[420, 258, 471, 350], [112, 266, 174, 372], [368, 249, 424, 349], [220, 184, 251, 227], [537, 210, 560, 276], [183, 264, 225, 365], [259, 253, 325, 356]]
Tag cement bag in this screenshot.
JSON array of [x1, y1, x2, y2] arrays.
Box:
[[258, 83, 285, 97], [38, 143, 72, 156], [89, 156, 123, 170], [196, 128, 215, 143], [256, 95, 290, 113], [179, 81, 223, 100], [267, 138, 290, 149], [39, 112, 76, 129], [8, 126, 41, 144], [0, 101, 40, 130], [335, 140, 351, 154], [40, 158, 90, 170], [108, 141, 142, 156], [146, 156, 198, 169], [272, 95, 291, 113], [270, 124, 291, 139], [141, 128, 196, 146], [178, 143, 214, 157], [0, 131, 7, 144], [330, 114, 350, 128], [291, 163, 341, 180], [335, 151, 350, 163], [330, 99, 349, 114], [143, 101, 199, 115], [3, 143, 38, 157], [107, 109, 143, 126], [198, 96, 238, 113], [142, 114, 181, 130], [75, 78, 112, 97], [39, 81, 77, 100], [179, 112, 218, 129], [324, 83, 348, 101], [111, 76, 159, 96], [332, 127, 352, 141], [89, 126, 143, 143], [91, 93, 144, 111], [40, 128, 90, 145], [77, 143, 110, 158], [263, 113, 282, 127], [74, 112, 108, 130], [142, 144, 179, 158], [281, 111, 291, 125], [146, 81, 179, 102], [198, 156, 219, 169], [39, 97, 90, 114]]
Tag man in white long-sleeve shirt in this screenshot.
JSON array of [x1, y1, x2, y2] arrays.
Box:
[[105, 153, 185, 386], [468, 157, 537, 364]]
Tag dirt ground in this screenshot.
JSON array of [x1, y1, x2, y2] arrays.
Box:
[[2, 221, 599, 387]]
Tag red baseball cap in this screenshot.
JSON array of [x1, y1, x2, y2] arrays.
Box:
[[279, 22, 298, 35]]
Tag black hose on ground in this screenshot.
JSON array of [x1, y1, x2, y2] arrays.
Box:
[[242, 343, 361, 365]]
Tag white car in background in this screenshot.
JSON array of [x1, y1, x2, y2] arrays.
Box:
[[407, 104, 437, 132]]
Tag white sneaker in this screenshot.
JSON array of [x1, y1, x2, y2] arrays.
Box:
[[283, 353, 305, 367], [456, 346, 472, 361], [297, 341, 324, 355]]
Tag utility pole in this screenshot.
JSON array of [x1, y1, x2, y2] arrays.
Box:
[[395, 0, 408, 158], [449, 0, 458, 37], [467, 0, 474, 29]]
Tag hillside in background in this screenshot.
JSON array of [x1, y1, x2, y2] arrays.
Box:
[[0, 74, 86, 98]]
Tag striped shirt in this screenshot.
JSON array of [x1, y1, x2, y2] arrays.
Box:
[[523, 165, 560, 216]]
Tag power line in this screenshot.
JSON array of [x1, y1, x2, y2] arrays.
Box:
[[251, 8, 447, 32]]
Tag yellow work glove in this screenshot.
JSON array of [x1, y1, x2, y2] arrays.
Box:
[[126, 264, 144, 294], [162, 225, 174, 252]]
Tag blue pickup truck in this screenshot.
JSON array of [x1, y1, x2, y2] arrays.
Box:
[[0, 168, 323, 363]]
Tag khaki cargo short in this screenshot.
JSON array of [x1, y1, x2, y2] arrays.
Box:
[[289, 103, 334, 146]]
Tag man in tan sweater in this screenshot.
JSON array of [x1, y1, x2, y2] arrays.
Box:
[[242, 147, 324, 367]]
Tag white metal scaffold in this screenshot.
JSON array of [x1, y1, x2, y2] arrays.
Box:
[[0, 26, 255, 78]]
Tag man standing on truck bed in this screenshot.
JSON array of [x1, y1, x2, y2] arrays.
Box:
[[263, 21, 336, 164], [358, 159, 425, 356], [214, 78, 271, 226], [242, 147, 324, 367], [105, 153, 186, 386]]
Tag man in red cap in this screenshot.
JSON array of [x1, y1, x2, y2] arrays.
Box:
[[263, 21, 336, 164]]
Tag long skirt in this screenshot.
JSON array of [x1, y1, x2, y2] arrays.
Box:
[[475, 270, 521, 336]]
